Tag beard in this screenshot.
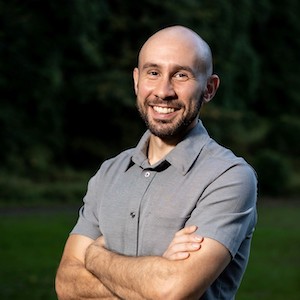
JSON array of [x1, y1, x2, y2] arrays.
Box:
[[137, 94, 204, 140]]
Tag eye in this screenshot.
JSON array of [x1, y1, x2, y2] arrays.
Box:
[[146, 70, 160, 79], [150, 71, 159, 76], [174, 72, 189, 81]]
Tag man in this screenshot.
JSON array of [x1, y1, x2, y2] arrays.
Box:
[[55, 25, 257, 299]]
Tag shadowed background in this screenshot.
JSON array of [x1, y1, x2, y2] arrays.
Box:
[[0, 0, 299, 299]]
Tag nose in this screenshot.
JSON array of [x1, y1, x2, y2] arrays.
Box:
[[154, 77, 176, 100]]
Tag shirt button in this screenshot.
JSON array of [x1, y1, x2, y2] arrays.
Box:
[[130, 212, 136, 218], [144, 171, 151, 178]]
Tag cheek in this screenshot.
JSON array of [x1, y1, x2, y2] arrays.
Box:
[[179, 90, 203, 111], [186, 85, 203, 103], [137, 81, 154, 99]]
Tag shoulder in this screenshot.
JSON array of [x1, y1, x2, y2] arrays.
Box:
[[200, 138, 257, 180], [101, 148, 135, 171], [87, 148, 135, 188], [98, 148, 135, 173]]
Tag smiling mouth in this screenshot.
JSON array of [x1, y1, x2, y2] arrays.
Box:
[[153, 106, 176, 114]]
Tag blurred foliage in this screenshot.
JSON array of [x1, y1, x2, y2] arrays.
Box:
[[0, 169, 89, 205], [0, 0, 299, 198]]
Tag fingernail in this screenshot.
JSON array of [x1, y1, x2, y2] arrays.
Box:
[[192, 243, 200, 249]]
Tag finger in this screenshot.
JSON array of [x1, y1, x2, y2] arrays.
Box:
[[168, 236, 203, 251], [163, 243, 201, 259], [174, 226, 203, 243], [171, 231, 203, 247], [94, 235, 105, 247], [175, 225, 198, 237], [163, 226, 203, 260], [167, 251, 190, 261], [170, 241, 202, 254], [163, 242, 202, 260]]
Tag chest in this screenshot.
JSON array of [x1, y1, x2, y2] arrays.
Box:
[[97, 165, 205, 256]]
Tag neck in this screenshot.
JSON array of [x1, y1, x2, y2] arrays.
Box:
[[147, 120, 198, 165], [147, 135, 176, 165]]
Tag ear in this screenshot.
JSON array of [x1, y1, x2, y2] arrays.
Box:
[[133, 67, 139, 95], [203, 75, 220, 104]]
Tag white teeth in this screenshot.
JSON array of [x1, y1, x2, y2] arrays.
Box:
[[153, 106, 175, 114]]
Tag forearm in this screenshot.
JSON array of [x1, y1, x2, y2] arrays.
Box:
[[85, 245, 177, 300], [55, 257, 119, 300], [85, 236, 230, 300]]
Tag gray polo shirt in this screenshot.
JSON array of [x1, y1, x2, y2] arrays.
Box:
[[71, 120, 257, 300]]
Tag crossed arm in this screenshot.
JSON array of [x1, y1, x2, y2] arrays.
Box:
[[55, 226, 230, 300]]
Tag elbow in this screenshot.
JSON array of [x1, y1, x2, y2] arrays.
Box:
[[55, 271, 69, 300], [55, 275, 64, 300]]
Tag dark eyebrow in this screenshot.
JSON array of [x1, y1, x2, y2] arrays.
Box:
[[141, 63, 159, 70], [175, 65, 195, 74]]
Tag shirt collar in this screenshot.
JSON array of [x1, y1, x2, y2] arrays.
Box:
[[130, 120, 210, 175]]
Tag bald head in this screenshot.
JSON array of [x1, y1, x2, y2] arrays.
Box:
[[138, 25, 213, 77]]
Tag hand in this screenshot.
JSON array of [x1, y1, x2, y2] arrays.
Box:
[[85, 235, 106, 270], [163, 225, 203, 260], [93, 235, 106, 248]]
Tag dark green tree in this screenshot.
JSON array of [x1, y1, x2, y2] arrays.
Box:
[[0, 0, 299, 196]]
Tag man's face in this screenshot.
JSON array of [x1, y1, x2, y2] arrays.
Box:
[[134, 36, 206, 140]]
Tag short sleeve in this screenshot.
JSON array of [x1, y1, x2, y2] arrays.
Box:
[[186, 163, 258, 257], [70, 171, 102, 240]]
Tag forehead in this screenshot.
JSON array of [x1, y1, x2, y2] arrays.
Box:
[[140, 43, 198, 72], [138, 31, 203, 72]]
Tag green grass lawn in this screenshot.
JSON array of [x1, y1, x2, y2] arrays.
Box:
[[0, 199, 299, 300], [237, 199, 300, 300], [0, 208, 77, 300]]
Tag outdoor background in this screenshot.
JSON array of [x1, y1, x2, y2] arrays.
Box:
[[0, 0, 299, 299]]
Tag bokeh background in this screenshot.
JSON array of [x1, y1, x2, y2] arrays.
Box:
[[0, 0, 299, 299]]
